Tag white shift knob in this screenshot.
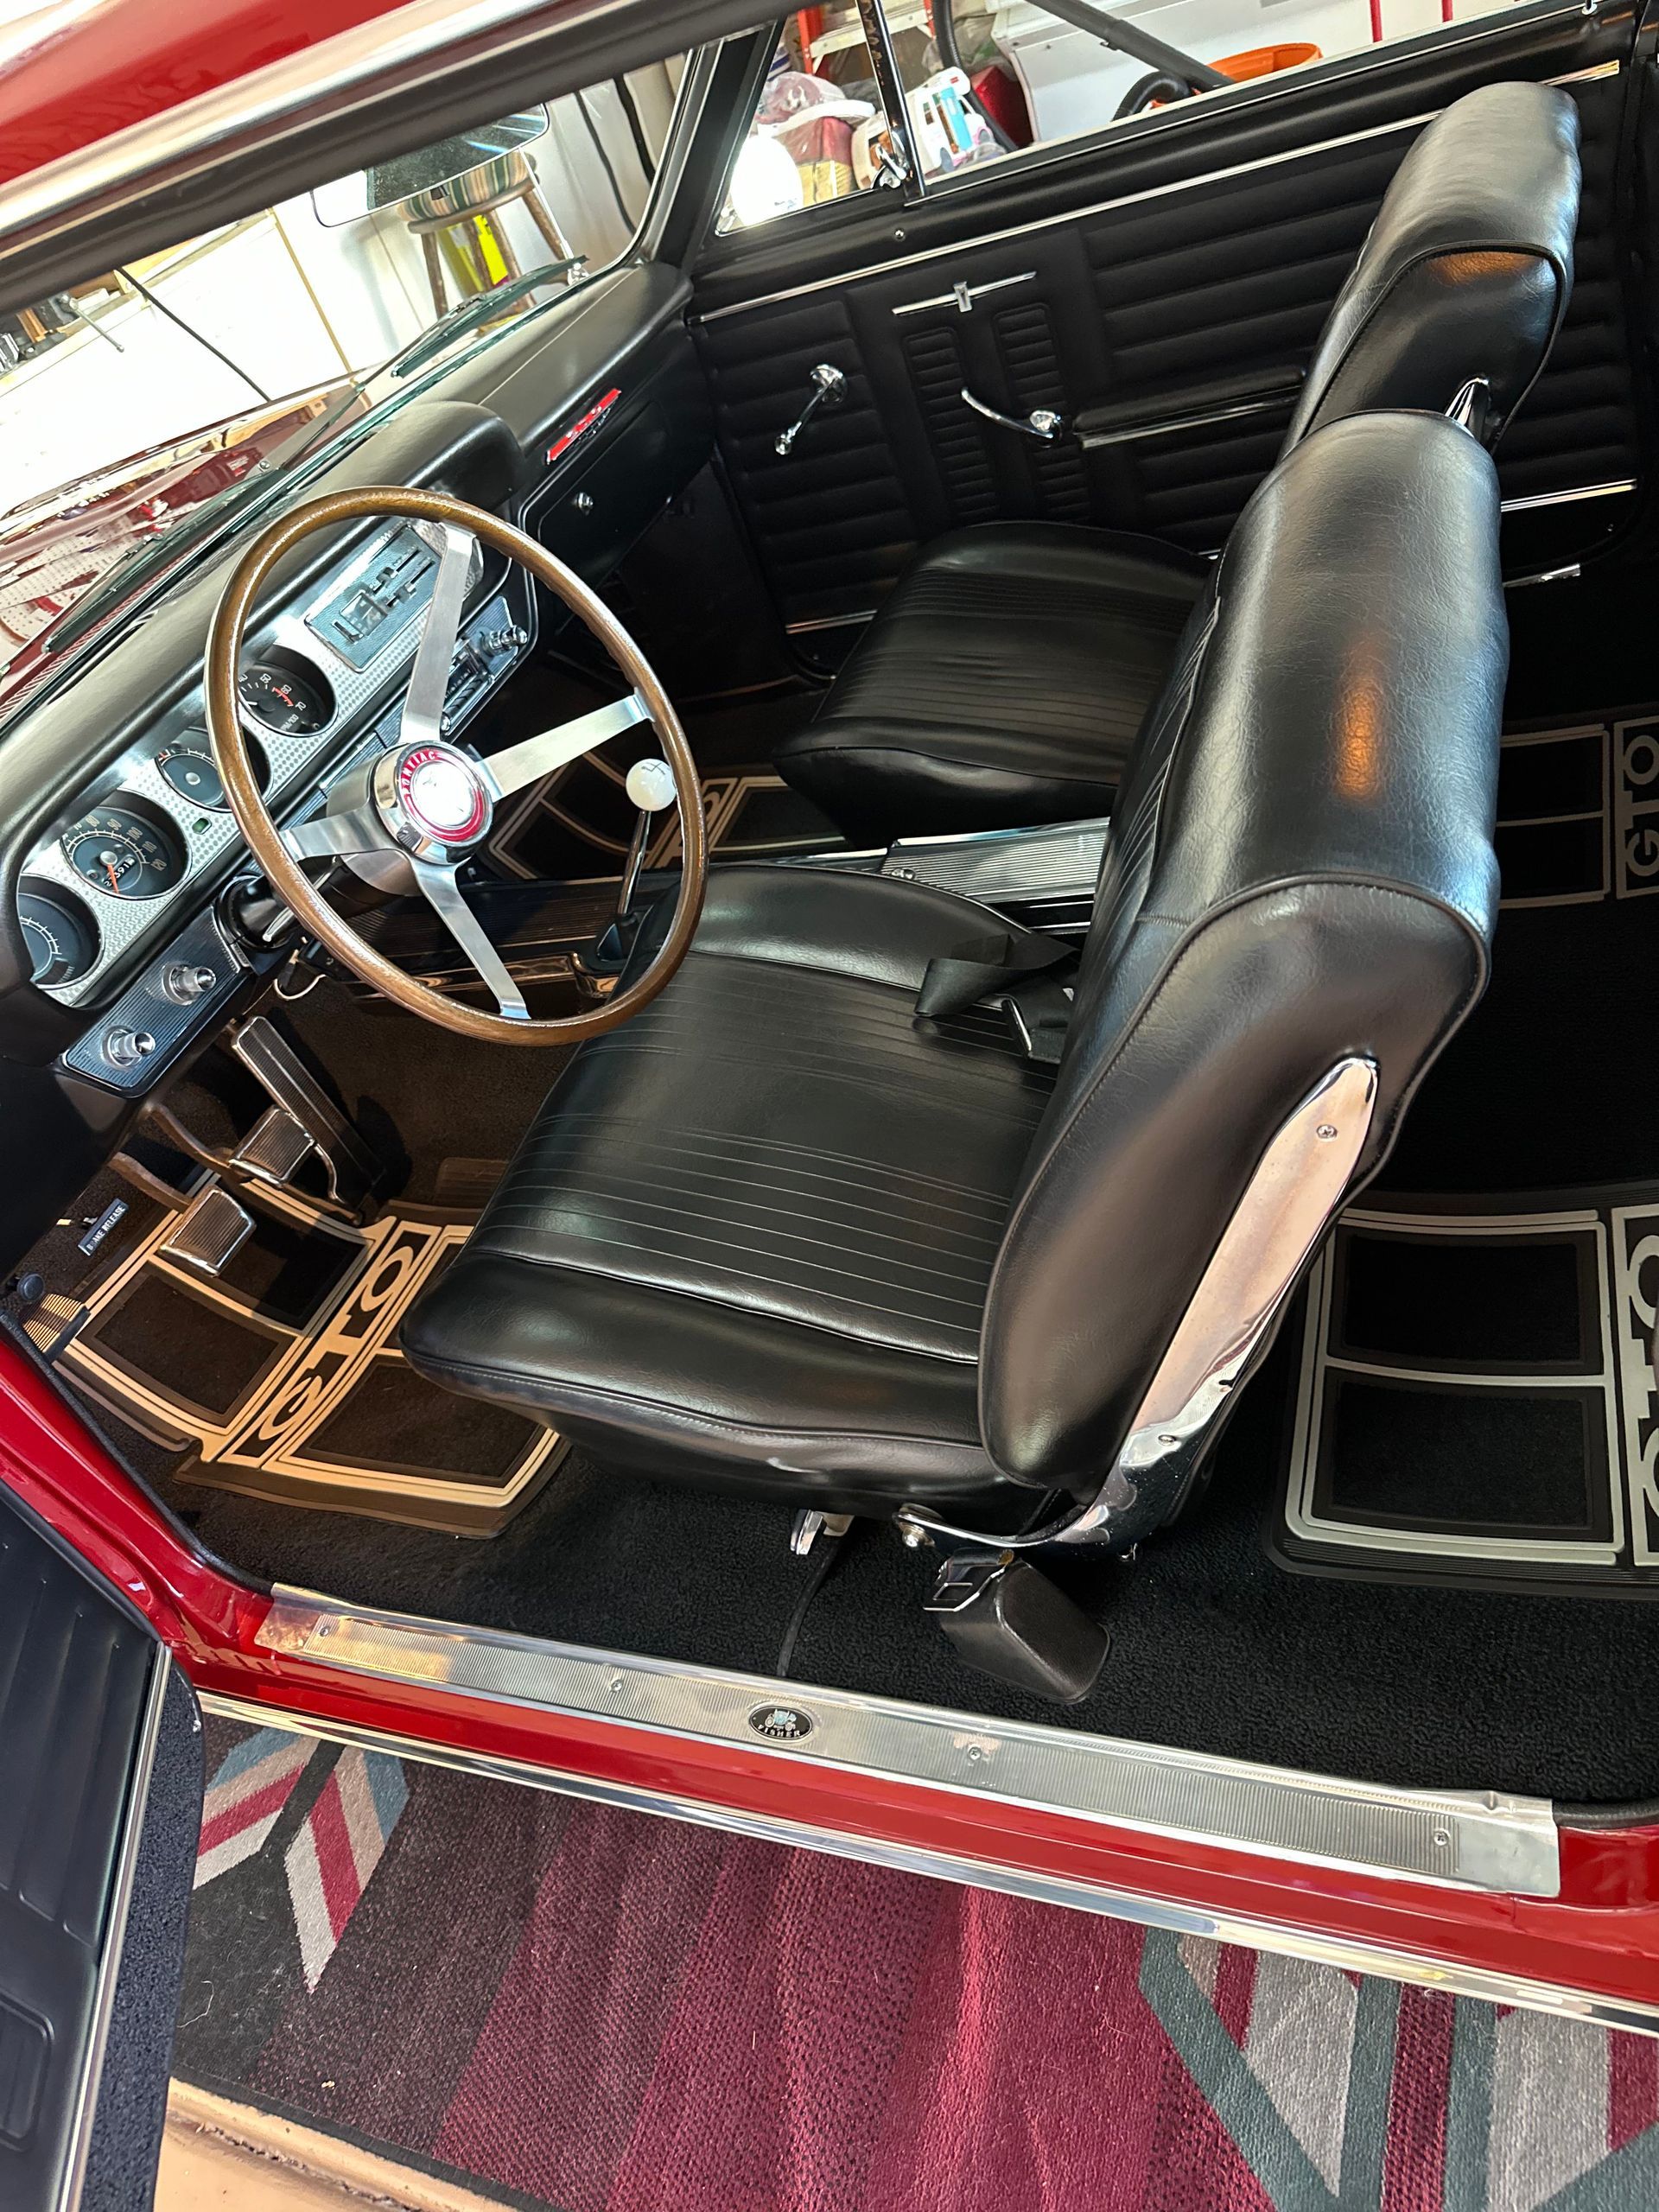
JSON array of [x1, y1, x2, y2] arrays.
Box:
[[626, 757, 677, 813]]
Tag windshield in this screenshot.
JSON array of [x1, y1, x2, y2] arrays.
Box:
[[0, 57, 688, 720]]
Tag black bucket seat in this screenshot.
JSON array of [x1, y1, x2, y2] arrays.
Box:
[[773, 80, 1577, 848]]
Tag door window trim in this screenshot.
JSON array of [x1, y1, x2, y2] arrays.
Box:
[[701, 0, 1618, 264]]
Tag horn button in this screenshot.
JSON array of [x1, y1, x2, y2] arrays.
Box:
[[374, 742, 492, 857]]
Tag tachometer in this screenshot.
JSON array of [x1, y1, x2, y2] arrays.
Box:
[[18, 885, 98, 986], [62, 803, 186, 899], [238, 660, 332, 734]]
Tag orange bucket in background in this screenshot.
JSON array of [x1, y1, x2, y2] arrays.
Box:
[[1211, 41, 1322, 80]]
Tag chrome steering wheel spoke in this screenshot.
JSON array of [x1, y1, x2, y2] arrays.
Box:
[[480, 693, 652, 801], [408, 855, 530, 1023], [281, 804, 386, 861], [401, 524, 477, 749]]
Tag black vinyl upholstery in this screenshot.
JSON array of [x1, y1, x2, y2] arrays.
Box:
[[772, 524, 1208, 846], [1282, 81, 1579, 449], [774, 83, 1579, 848], [402, 412, 1504, 1529]]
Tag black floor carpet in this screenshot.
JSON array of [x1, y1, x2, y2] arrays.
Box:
[[99, 594, 1659, 1810]]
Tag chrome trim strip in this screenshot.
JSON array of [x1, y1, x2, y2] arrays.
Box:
[[891, 270, 1037, 316], [1501, 480, 1637, 513], [0, 0, 721, 283], [1077, 392, 1296, 446], [697, 54, 1614, 326], [201, 1688, 1653, 2037], [785, 610, 876, 633], [256, 1586, 1560, 1896], [58, 1652, 172, 2212]]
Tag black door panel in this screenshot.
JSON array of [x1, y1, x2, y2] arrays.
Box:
[[693, 7, 1641, 626], [0, 1484, 201, 2211]]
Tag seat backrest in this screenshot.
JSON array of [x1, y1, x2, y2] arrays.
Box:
[[1281, 80, 1580, 453], [980, 410, 1505, 1495]]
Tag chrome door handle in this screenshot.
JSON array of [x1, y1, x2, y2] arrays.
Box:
[[961, 387, 1065, 442], [775, 363, 849, 456]]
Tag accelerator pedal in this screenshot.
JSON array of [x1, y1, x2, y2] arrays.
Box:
[[162, 1185, 254, 1279]]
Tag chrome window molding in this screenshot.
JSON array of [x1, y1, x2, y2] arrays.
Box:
[[255, 1583, 1559, 1897], [0, 0, 762, 309], [907, 6, 1616, 213], [696, 53, 1620, 325], [201, 1682, 1658, 2038], [56, 1652, 172, 2212]]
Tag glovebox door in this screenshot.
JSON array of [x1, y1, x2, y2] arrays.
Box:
[[0, 1486, 202, 2212]]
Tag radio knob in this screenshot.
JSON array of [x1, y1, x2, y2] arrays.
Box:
[[162, 962, 217, 1005], [104, 1027, 156, 1070]]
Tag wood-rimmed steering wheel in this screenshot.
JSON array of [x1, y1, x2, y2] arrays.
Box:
[[204, 486, 706, 1046]]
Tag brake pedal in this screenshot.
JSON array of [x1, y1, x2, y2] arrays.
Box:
[[162, 1185, 254, 1278], [232, 1106, 314, 1188]]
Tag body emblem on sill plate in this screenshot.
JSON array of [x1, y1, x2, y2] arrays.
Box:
[[747, 1703, 817, 1745]]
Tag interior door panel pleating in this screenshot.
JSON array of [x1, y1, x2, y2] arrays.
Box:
[[696, 78, 1635, 623]]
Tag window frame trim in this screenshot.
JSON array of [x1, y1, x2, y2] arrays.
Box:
[[699, 0, 1618, 263]]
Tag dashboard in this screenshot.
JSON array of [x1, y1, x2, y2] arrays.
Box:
[[0, 259, 715, 1265], [19, 524, 534, 1119]]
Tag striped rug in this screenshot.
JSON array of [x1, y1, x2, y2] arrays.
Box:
[[175, 1716, 1659, 2211]]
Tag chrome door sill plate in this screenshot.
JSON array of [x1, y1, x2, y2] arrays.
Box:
[[257, 1588, 1560, 1899]]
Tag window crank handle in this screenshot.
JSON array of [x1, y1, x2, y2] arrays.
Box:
[[775, 364, 849, 457]]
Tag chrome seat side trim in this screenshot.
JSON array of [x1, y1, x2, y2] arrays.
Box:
[[204, 1688, 1648, 2035], [257, 1586, 1560, 1897]]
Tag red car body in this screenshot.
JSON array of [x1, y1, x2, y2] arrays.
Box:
[[0, 0, 1654, 2044]]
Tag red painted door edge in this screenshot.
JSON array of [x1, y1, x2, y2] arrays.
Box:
[[0, 0, 418, 188], [3, 1336, 1658, 2012]]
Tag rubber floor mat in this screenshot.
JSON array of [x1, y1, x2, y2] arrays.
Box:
[[1274, 1181, 1659, 1597]]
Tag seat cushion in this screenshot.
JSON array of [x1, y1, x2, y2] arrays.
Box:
[[400, 866, 1058, 1508], [774, 524, 1209, 846]]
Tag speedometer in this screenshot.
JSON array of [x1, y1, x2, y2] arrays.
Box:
[[62, 803, 186, 899], [238, 660, 333, 734]]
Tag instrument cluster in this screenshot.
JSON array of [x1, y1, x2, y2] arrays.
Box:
[[16, 525, 532, 1015]]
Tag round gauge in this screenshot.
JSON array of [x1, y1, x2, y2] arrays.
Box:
[[155, 734, 267, 811], [62, 802, 187, 900], [238, 660, 332, 735], [18, 885, 98, 987]]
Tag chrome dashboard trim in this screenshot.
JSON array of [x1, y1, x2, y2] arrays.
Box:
[[23, 526, 534, 1007], [200, 1685, 1656, 2037], [256, 1584, 1561, 1898]]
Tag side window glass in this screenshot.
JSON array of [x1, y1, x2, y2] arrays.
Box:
[[723, 0, 1536, 226], [719, 25, 902, 232]]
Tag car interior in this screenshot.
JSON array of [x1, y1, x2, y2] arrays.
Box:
[[7, 12, 1659, 1829]]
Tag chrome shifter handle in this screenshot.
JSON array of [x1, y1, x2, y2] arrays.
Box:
[[961, 386, 1065, 442], [775, 363, 848, 457]]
